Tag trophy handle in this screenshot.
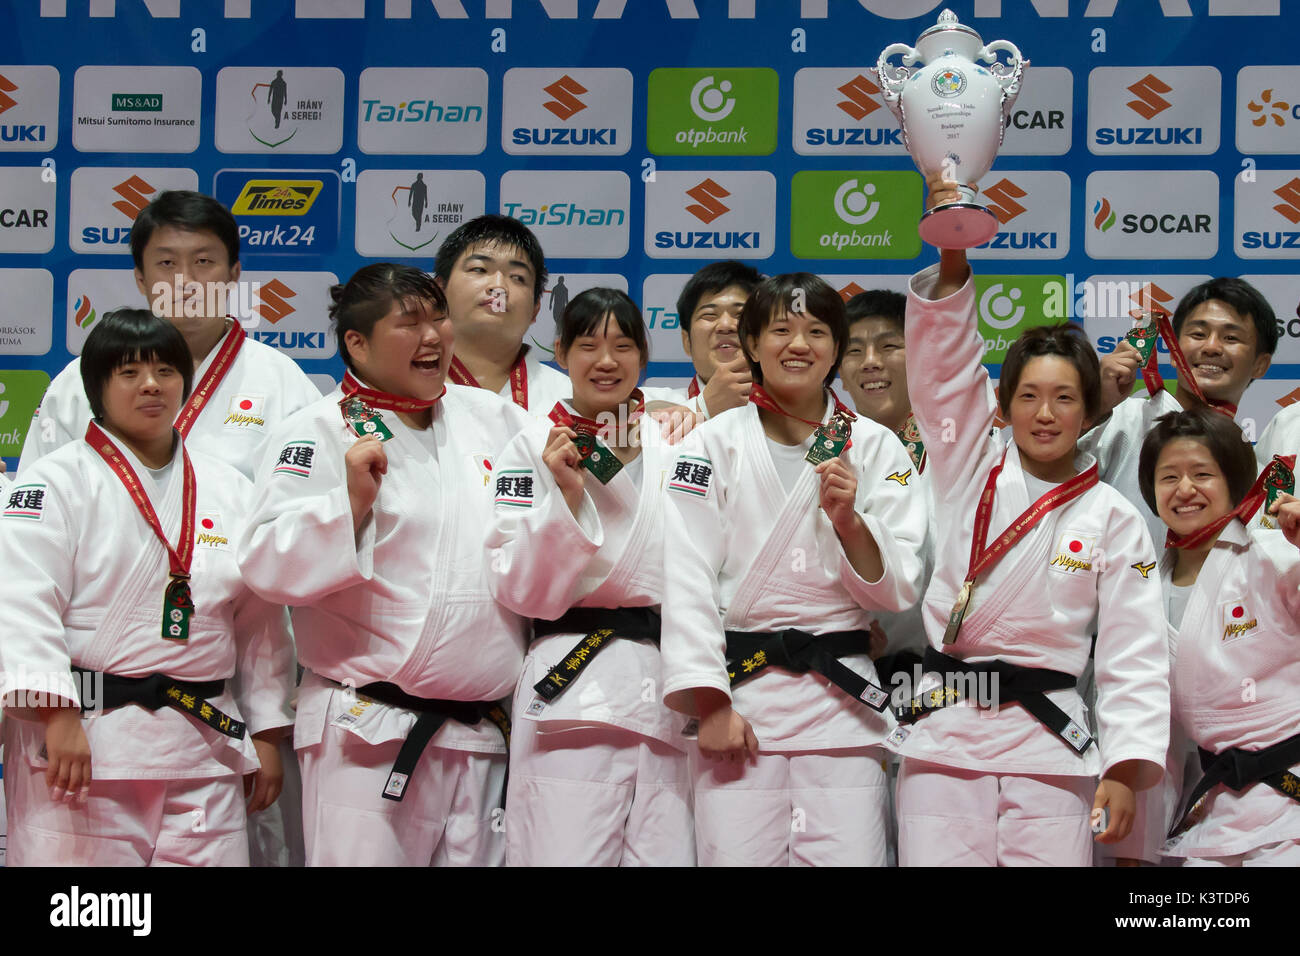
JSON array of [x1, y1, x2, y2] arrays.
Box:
[[977, 41, 1027, 145], [875, 42, 920, 104]]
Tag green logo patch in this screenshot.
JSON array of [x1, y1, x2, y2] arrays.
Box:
[[647, 68, 778, 156], [0, 370, 52, 458], [790, 171, 922, 260], [975, 275, 1069, 363]]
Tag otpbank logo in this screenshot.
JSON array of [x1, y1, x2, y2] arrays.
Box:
[[969, 171, 1071, 261], [503, 69, 632, 156], [645, 170, 775, 259], [792, 68, 906, 156], [1085, 170, 1218, 259], [1234, 169, 1300, 259], [647, 68, 778, 156], [1088, 67, 1220, 155], [974, 275, 1068, 362], [790, 171, 921, 260]]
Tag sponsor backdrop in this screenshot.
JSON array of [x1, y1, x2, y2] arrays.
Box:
[[1, 1, 1300, 467]]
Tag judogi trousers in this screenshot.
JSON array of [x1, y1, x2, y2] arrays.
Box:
[[6, 762, 248, 866], [898, 758, 1094, 866], [505, 722, 694, 866], [1182, 839, 1300, 866], [299, 721, 505, 867], [691, 746, 889, 867]]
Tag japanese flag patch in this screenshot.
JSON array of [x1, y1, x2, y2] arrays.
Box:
[[494, 468, 534, 508], [668, 455, 714, 499], [272, 440, 316, 479], [225, 394, 267, 430], [3, 482, 46, 521], [1048, 530, 1096, 574], [1220, 597, 1259, 643], [196, 512, 230, 550]]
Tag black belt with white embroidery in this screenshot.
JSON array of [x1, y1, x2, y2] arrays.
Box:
[[71, 666, 245, 739], [894, 646, 1091, 754], [343, 680, 510, 803], [723, 628, 889, 713], [531, 606, 661, 703], [1168, 732, 1300, 839]]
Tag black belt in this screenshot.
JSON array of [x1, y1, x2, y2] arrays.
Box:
[[1168, 731, 1300, 839], [723, 628, 889, 713], [339, 680, 510, 803], [894, 647, 1093, 754], [531, 606, 661, 703], [71, 665, 245, 739]]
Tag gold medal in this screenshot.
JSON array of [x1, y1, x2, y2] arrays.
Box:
[[943, 581, 972, 645]]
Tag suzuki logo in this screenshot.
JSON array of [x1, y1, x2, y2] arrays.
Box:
[[984, 178, 1028, 224], [685, 178, 730, 224], [1129, 282, 1174, 321], [1273, 177, 1300, 225], [111, 175, 157, 221], [836, 74, 881, 121], [542, 75, 588, 121], [253, 279, 297, 324], [1126, 73, 1173, 120], [838, 281, 866, 302], [0, 74, 16, 115], [690, 76, 735, 122], [1278, 385, 1300, 409]]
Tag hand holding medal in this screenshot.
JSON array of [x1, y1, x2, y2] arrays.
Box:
[[542, 424, 587, 518], [1271, 492, 1300, 547], [345, 434, 388, 534], [815, 456, 860, 536]]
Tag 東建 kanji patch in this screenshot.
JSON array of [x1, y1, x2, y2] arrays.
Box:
[[273, 440, 316, 479], [667, 455, 714, 498], [3, 482, 46, 521], [494, 468, 535, 508]]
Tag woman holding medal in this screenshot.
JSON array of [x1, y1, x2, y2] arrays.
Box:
[[0, 308, 294, 866], [238, 264, 531, 867], [659, 273, 927, 866], [889, 177, 1171, 867], [1137, 408, 1300, 866], [485, 287, 694, 866]]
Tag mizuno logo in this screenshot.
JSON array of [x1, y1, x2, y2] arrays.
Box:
[[1131, 560, 1156, 579], [1273, 177, 1300, 225], [836, 74, 882, 121], [543, 75, 588, 121], [1126, 73, 1173, 120], [685, 178, 730, 224], [983, 178, 1028, 224], [886, 470, 911, 486], [253, 279, 297, 324], [0, 74, 17, 115], [111, 175, 157, 220]]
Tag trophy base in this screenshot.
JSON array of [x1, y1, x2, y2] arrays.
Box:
[[919, 203, 999, 250]]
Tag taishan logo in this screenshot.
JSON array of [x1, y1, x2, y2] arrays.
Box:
[[685, 179, 730, 224], [0, 74, 17, 115], [984, 179, 1028, 224], [253, 279, 297, 323], [1273, 178, 1300, 225], [1126, 74, 1173, 120], [231, 180, 323, 216], [543, 75, 588, 121], [111, 175, 156, 220], [836, 74, 882, 120], [1248, 88, 1290, 128]]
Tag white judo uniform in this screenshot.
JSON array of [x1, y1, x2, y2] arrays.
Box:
[[1162, 521, 1300, 865], [1257, 403, 1300, 468], [892, 266, 1170, 867], [660, 398, 927, 866], [18, 326, 319, 867], [485, 413, 693, 866], [19, 327, 321, 481], [237, 383, 531, 866], [0, 431, 295, 866]]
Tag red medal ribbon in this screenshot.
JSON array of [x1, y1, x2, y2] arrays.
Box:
[[962, 451, 1099, 591], [340, 371, 440, 414], [1137, 310, 1238, 419], [686, 376, 701, 400], [174, 320, 244, 438], [749, 384, 856, 428], [1167, 454, 1297, 550], [85, 421, 196, 587], [548, 390, 646, 439], [448, 346, 530, 409]]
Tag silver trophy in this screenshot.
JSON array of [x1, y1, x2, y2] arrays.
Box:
[[876, 9, 1028, 249]]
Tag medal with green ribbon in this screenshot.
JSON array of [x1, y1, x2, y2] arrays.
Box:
[[338, 371, 441, 442], [547, 393, 645, 486]]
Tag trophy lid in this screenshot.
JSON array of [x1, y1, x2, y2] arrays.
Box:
[[917, 8, 983, 45]]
